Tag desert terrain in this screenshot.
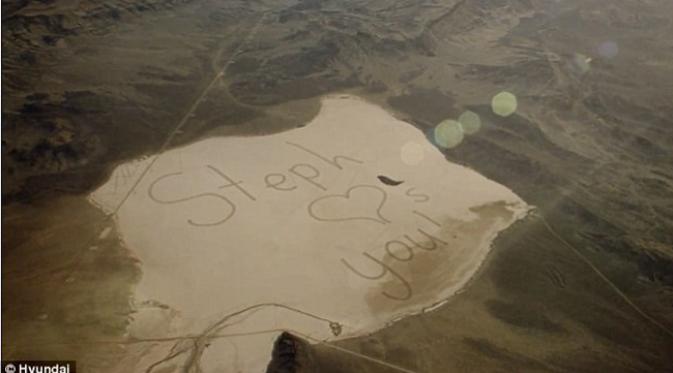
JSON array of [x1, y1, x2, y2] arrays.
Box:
[[3, 0, 673, 372]]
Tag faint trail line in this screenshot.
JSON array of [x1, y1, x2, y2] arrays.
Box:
[[109, 12, 268, 217], [179, 302, 340, 373], [200, 302, 341, 336], [25, 302, 342, 345], [59, 328, 421, 373], [539, 216, 673, 339], [145, 344, 192, 373], [294, 330, 421, 373], [27, 329, 286, 346], [24, 302, 419, 373]]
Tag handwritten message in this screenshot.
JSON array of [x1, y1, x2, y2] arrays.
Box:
[[145, 141, 446, 300], [90, 96, 528, 366]]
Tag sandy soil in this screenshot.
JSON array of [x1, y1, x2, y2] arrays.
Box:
[[4, 1, 673, 371], [89, 95, 529, 372]]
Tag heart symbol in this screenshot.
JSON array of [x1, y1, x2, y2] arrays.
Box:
[[308, 184, 391, 225]]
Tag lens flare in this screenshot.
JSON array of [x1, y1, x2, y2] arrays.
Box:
[[434, 120, 464, 148], [572, 53, 591, 74], [491, 92, 517, 117], [458, 110, 481, 135], [400, 141, 425, 165]]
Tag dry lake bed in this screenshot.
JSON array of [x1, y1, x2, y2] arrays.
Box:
[[4, 1, 673, 372], [90, 95, 529, 371]]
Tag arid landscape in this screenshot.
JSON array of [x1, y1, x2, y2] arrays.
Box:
[[3, 0, 673, 372]]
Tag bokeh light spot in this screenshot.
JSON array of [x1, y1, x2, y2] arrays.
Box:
[[572, 53, 591, 74], [434, 120, 464, 149], [400, 141, 425, 165], [597, 41, 619, 59], [491, 91, 517, 117], [458, 110, 481, 135]]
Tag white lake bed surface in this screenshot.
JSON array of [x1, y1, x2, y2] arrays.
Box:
[[90, 95, 530, 372]]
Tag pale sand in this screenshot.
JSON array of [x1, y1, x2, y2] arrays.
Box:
[[90, 95, 530, 372]]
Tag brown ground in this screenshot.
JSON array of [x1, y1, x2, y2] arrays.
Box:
[[3, 0, 673, 371]]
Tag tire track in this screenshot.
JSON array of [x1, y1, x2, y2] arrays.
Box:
[[109, 11, 269, 217]]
